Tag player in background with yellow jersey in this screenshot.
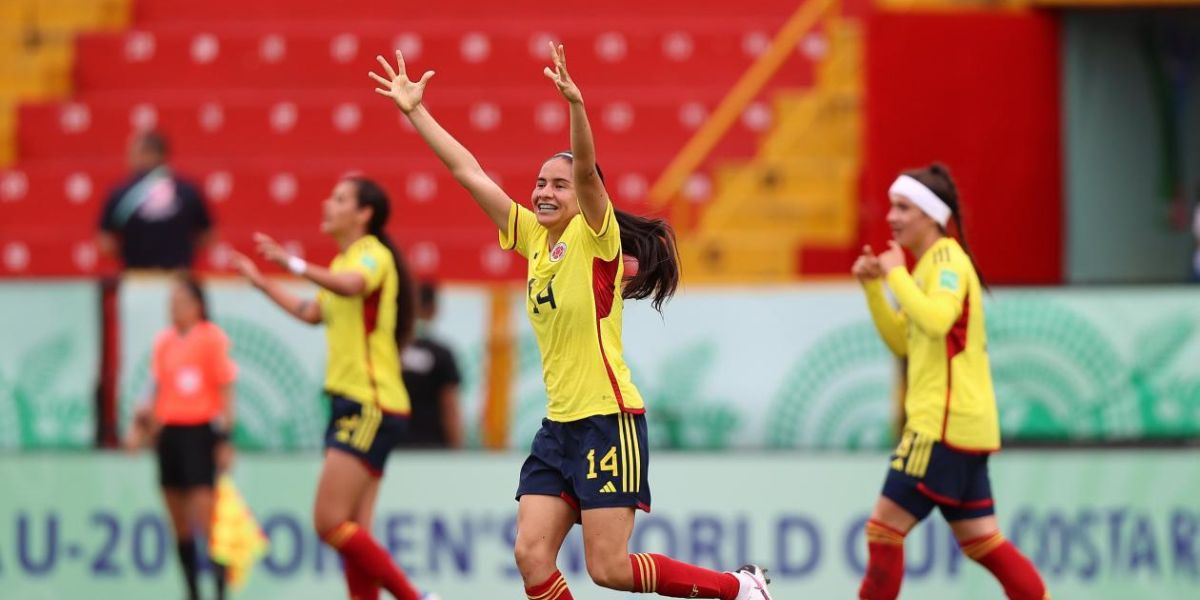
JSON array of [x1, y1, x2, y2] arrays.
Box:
[[370, 44, 772, 600], [232, 177, 437, 600], [852, 164, 1048, 600]]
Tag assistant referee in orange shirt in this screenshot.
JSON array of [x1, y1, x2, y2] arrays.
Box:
[[125, 274, 236, 600]]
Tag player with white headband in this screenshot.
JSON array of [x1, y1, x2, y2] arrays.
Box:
[[851, 163, 1050, 600]]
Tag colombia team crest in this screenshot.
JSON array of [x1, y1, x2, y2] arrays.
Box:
[[549, 241, 567, 262]]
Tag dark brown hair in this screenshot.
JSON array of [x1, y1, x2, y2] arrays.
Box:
[[551, 153, 680, 313], [903, 162, 987, 289], [344, 176, 417, 346], [174, 272, 209, 321]]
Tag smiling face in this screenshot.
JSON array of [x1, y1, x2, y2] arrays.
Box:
[[530, 157, 580, 231], [887, 192, 941, 252], [320, 179, 370, 238]]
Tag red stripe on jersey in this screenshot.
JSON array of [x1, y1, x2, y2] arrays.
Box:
[[593, 256, 617, 319], [363, 286, 382, 334], [941, 290, 970, 441], [593, 256, 641, 413]]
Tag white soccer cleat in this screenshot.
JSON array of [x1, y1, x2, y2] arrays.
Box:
[[730, 564, 773, 600], [418, 593, 441, 600]]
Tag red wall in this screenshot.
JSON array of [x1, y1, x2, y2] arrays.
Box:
[[863, 11, 1062, 284]]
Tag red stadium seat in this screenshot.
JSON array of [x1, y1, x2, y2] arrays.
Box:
[[4, 0, 819, 277], [130, 0, 800, 25], [73, 26, 812, 92]]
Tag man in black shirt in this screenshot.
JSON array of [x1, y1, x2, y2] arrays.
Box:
[[97, 131, 213, 270], [399, 282, 464, 448]]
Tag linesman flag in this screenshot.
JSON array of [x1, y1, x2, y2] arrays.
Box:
[[209, 475, 269, 591]]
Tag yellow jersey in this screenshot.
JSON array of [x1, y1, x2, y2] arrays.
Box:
[[863, 237, 1000, 451], [500, 200, 645, 422], [318, 235, 410, 414]]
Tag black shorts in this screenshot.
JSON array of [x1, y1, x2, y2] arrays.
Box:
[[881, 429, 995, 522], [516, 413, 651, 513], [324, 393, 409, 477], [157, 423, 219, 490]]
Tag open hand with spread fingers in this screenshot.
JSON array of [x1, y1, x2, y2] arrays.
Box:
[[369, 49, 436, 114], [543, 42, 582, 105], [252, 232, 291, 268]]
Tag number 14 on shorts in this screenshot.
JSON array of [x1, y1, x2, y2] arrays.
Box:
[[586, 446, 618, 479]]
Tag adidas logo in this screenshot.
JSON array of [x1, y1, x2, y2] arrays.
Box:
[[599, 481, 617, 494]]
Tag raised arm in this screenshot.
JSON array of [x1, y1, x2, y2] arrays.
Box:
[[231, 251, 322, 325], [544, 43, 608, 233], [886, 268, 961, 337], [878, 241, 961, 337], [249, 232, 365, 298], [369, 50, 510, 230], [863, 280, 908, 357], [854, 245, 907, 357]]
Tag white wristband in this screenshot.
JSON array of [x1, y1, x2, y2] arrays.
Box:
[[286, 256, 308, 276]]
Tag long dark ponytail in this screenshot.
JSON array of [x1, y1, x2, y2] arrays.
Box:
[[346, 176, 417, 347], [903, 162, 987, 290], [551, 153, 681, 313], [615, 210, 680, 313]]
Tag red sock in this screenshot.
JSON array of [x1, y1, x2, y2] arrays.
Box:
[[324, 522, 419, 600], [630, 553, 741, 599], [525, 570, 574, 600], [858, 519, 906, 600], [961, 532, 1048, 600], [344, 560, 380, 600]]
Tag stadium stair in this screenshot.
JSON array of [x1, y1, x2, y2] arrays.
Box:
[[671, 16, 863, 282]]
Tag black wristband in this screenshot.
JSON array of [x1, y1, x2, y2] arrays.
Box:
[[211, 423, 231, 441]]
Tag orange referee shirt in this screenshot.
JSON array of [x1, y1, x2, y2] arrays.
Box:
[[152, 321, 237, 425]]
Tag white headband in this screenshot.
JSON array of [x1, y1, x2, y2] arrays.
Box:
[[889, 175, 950, 227]]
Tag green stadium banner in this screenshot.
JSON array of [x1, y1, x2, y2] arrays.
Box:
[[1, 451, 1198, 599], [0, 281, 98, 449], [580, 286, 1200, 449], [118, 279, 1200, 450], [116, 277, 487, 451]]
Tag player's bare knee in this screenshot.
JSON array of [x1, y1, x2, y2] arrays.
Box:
[[513, 537, 554, 581], [585, 553, 633, 590], [312, 504, 350, 539]]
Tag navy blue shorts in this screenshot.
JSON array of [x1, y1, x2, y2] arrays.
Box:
[[881, 430, 995, 522], [324, 393, 408, 477], [516, 413, 651, 513]]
